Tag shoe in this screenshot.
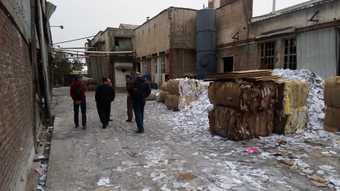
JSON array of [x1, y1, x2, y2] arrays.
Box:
[[126, 119, 132, 122], [82, 125, 87, 130], [75, 126, 79, 129], [109, 119, 113, 121], [102, 124, 107, 129], [135, 129, 144, 134]]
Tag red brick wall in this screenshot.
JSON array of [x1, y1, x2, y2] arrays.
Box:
[[0, 6, 35, 191]]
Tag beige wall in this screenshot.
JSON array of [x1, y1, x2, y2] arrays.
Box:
[[172, 49, 196, 77], [250, 1, 340, 38], [89, 28, 134, 83], [217, 43, 259, 72], [134, 7, 197, 81], [134, 10, 171, 57], [216, 0, 252, 46], [216, 0, 340, 72], [170, 8, 197, 49], [134, 7, 197, 58]]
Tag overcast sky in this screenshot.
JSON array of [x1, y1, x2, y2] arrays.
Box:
[[49, 0, 309, 48]]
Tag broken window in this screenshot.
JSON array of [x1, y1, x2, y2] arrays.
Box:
[[284, 38, 297, 70], [260, 41, 276, 69]]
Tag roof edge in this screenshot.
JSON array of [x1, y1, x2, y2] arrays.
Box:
[[252, 0, 335, 23], [134, 6, 198, 31]]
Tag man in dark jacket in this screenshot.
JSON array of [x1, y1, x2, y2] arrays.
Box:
[[95, 77, 115, 129], [70, 76, 87, 129], [131, 75, 151, 133]]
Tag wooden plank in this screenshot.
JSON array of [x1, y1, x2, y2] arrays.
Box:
[[206, 70, 273, 81]]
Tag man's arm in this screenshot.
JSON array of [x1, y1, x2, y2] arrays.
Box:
[[110, 87, 115, 102], [70, 84, 75, 100], [95, 87, 99, 102], [144, 83, 151, 98]]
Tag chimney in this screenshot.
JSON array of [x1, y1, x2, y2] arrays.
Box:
[[146, 17, 150, 21], [272, 0, 276, 13]]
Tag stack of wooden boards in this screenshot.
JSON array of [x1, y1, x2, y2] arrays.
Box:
[[208, 70, 309, 141], [159, 79, 204, 111], [324, 77, 340, 132]]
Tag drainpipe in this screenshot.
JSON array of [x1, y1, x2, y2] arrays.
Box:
[[37, 0, 51, 119]]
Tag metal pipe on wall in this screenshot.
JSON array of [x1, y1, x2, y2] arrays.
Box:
[[37, 0, 51, 118]]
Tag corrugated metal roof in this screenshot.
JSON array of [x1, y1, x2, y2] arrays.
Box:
[[252, 0, 335, 23]]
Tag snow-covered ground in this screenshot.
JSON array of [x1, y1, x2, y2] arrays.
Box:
[[151, 70, 340, 190], [48, 73, 339, 191]]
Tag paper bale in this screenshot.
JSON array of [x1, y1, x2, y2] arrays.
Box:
[[324, 107, 340, 132], [165, 94, 180, 111], [158, 90, 168, 103], [325, 77, 340, 108], [167, 80, 180, 95], [213, 82, 242, 109]]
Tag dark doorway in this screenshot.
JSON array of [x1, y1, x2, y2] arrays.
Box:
[[223, 57, 234, 72]]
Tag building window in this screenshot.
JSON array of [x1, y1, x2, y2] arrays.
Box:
[[284, 38, 297, 70], [160, 56, 166, 73], [115, 40, 119, 47], [260, 41, 276, 69]]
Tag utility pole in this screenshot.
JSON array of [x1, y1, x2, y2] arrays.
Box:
[[272, 0, 276, 13]]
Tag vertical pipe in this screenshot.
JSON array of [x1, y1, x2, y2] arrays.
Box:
[[37, 0, 51, 118], [272, 0, 276, 13]]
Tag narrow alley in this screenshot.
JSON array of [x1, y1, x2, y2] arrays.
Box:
[[47, 87, 339, 191], [2, 0, 340, 191]]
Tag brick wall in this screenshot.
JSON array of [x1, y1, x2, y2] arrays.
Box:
[[0, 6, 35, 191]]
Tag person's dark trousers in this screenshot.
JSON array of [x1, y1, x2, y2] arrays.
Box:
[[97, 102, 111, 128], [127, 96, 133, 121], [133, 101, 145, 132], [74, 100, 87, 128]]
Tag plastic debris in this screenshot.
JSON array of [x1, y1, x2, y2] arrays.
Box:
[[245, 147, 260, 154]]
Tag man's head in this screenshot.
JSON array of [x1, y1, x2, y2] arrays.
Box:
[[102, 77, 109, 84], [74, 76, 80, 81]]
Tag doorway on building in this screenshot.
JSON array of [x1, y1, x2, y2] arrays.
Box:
[[223, 56, 234, 72]]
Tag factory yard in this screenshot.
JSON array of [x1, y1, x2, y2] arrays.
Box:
[[46, 85, 340, 191]]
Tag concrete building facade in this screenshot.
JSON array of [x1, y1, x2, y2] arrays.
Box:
[[0, 0, 54, 190], [213, 0, 340, 79], [87, 25, 136, 89], [134, 7, 197, 84]]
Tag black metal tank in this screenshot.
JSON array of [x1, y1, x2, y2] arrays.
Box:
[[196, 8, 217, 79]]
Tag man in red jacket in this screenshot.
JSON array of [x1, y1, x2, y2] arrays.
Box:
[[70, 76, 87, 129]]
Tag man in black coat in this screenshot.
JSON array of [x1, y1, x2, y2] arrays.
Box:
[[131, 75, 151, 133], [95, 77, 115, 129]]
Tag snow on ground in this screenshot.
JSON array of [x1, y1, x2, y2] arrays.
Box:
[[153, 70, 340, 190]]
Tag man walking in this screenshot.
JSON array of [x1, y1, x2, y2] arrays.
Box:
[[95, 77, 115, 129], [70, 76, 87, 129], [131, 74, 151, 133], [126, 74, 134, 122]]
